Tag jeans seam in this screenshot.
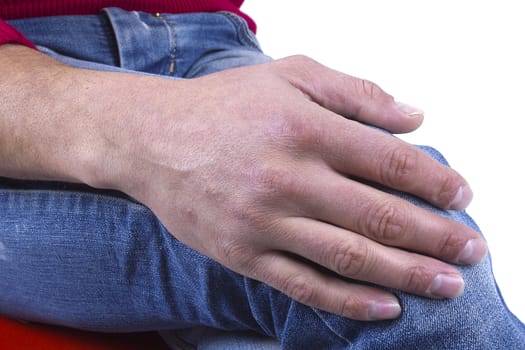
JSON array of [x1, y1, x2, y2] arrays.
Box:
[[163, 16, 178, 76], [312, 308, 353, 347], [0, 187, 145, 211], [98, 9, 122, 67], [217, 11, 262, 51]]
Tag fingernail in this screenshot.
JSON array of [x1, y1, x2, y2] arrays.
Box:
[[458, 238, 488, 265], [368, 300, 402, 320], [426, 274, 464, 298], [395, 102, 425, 118], [448, 185, 474, 210]]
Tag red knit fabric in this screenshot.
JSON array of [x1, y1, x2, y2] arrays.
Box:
[[0, 0, 254, 48], [0, 19, 36, 48]]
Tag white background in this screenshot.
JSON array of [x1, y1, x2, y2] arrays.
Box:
[[243, 1, 524, 322]]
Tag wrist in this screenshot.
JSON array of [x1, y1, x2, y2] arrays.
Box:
[[65, 71, 173, 198]]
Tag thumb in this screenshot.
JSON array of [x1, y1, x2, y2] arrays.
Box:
[[276, 55, 424, 133]]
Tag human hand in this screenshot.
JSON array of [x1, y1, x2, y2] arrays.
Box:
[[7, 50, 472, 321], [85, 55, 487, 321]]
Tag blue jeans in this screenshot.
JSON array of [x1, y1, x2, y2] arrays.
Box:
[[3, 8, 524, 349]]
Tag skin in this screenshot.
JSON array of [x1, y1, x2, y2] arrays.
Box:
[[0, 44, 487, 321]]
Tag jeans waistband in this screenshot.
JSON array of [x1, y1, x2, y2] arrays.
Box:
[[7, 7, 265, 77]]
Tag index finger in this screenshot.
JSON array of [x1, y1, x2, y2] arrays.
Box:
[[343, 122, 470, 210], [314, 113, 472, 210]]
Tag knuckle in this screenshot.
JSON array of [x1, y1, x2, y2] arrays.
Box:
[[228, 192, 264, 224], [340, 296, 369, 320], [283, 275, 316, 306], [220, 239, 274, 280], [280, 118, 323, 149], [250, 165, 295, 197], [229, 198, 283, 239], [281, 54, 318, 69], [361, 201, 408, 242], [379, 144, 419, 189], [274, 55, 319, 81], [435, 173, 461, 207], [404, 265, 434, 293], [262, 111, 322, 150], [357, 78, 383, 100], [221, 239, 252, 270], [331, 241, 369, 277], [247, 160, 310, 206], [274, 55, 321, 98], [435, 228, 466, 261]]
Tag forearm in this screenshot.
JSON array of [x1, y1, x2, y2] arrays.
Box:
[[0, 44, 159, 190], [0, 44, 91, 182]]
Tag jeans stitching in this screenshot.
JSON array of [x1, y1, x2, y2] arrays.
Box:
[[312, 308, 353, 347], [217, 11, 262, 51], [162, 16, 178, 76], [0, 187, 145, 210]]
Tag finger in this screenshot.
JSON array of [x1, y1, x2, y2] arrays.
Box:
[[274, 55, 424, 133], [310, 114, 473, 210], [249, 252, 402, 321], [269, 217, 466, 300], [292, 164, 487, 265]]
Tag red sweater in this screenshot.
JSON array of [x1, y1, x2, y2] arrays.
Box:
[[0, 0, 254, 48]]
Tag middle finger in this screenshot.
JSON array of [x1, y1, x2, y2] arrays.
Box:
[[294, 163, 487, 265]]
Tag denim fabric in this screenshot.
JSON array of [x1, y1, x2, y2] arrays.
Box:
[[7, 7, 271, 76], [3, 8, 525, 350]]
